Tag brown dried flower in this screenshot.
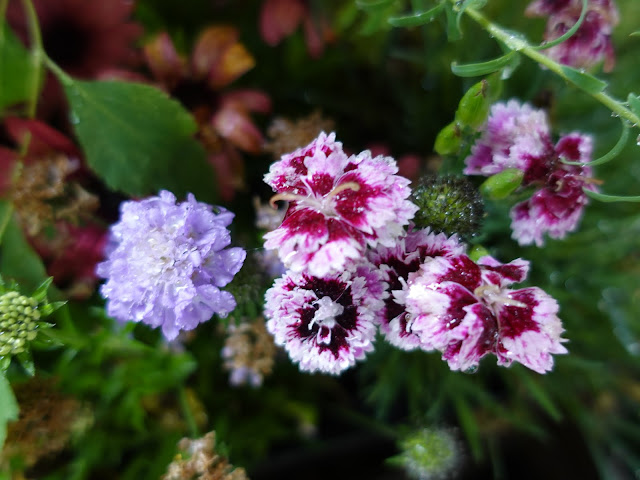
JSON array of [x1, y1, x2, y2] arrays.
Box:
[[10, 155, 98, 236], [265, 111, 335, 159], [1, 377, 85, 469], [162, 431, 248, 480], [222, 319, 276, 387]]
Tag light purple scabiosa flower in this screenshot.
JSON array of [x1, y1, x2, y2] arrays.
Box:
[[96, 190, 246, 340], [367, 228, 465, 351], [264, 263, 386, 374], [464, 100, 555, 182], [526, 0, 619, 72], [510, 132, 597, 246], [401, 254, 568, 374], [263, 132, 418, 277], [465, 101, 598, 246]]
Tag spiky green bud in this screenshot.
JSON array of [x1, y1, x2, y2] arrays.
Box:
[[393, 428, 461, 480], [411, 174, 484, 239]]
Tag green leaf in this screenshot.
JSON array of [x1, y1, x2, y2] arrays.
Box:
[[583, 189, 640, 203], [480, 168, 524, 199], [434, 121, 461, 155], [454, 397, 483, 460], [455, 0, 487, 32], [388, 3, 445, 27], [452, 52, 517, 77], [0, 202, 49, 292], [16, 351, 35, 376], [444, 2, 462, 41], [627, 93, 640, 119], [63, 80, 218, 202], [533, 0, 587, 50], [561, 121, 629, 167], [31, 277, 54, 303], [356, 0, 396, 10], [560, 66, 607, 94], [0, 22, 38, 112], [0, 374, 19, 449], [630, 31, 640, 37]]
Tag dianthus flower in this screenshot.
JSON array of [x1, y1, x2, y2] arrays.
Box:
[[465, 101, 597, 246], [264, 264, 386, 374], [526, 0, 619, 72], [264, 132, 417, 277], [464, 100, 555, 182], [96, 191, 246, 340], [367, 228, 465, 350], [401, 254, 567, 373]]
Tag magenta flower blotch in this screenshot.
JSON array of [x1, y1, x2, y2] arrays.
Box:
[[526, 0, 619, 72], [97, 191, 246, 340], [264, 132, 417, 277], [368, 228, 465, 351], [265, 264, 386, 374], [403, 254, 567, 373], [465, 100, 597, 246]]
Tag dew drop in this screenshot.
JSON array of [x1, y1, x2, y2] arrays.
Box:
[[463, 364, 478, 374], [69, 112, 80, 125]]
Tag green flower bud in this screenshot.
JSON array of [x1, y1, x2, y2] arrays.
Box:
[[479, 168, 524, 200], [0, 292, 41, 357], [434, 121, 462, 156], [411, 174, 484, 239], [393, 428, 461, 480]]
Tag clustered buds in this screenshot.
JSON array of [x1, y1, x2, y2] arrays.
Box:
[[0, 292, 40, 356]]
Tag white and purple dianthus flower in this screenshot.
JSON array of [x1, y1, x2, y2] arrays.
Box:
[[402, 254, 568, 374], [264, 132, 418, 277], [465, 100, 597, 246], [368, 228, 465, 351], [526, 0, 619, 72], [264, 264, 386, 374], [97, 190, 246, 340]]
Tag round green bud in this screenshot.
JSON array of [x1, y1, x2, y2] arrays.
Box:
[[397, 428, 461, 480], [0, 291, 40, 357], [411, 174, 484, 239]]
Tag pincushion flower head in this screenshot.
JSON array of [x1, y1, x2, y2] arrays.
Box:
[[367, 228, 465, 351], [465, 100, 597, 246], [265, 264, 386, 374], [264, 132, 418, 277], [402, 254, 567, 373], [96, 191, 246, 340]]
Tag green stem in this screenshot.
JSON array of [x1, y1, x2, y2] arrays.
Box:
[[462, 6, 640, 128], [178, 387, 200, 438], [20, 0, 43, 118], [43, 52, 74, 87]]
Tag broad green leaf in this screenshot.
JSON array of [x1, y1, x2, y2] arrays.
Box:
[[0, 374, 18, 449], [451, 52, 517, 77], [434, 121, 461, 155], [0, 202, 49, 292], [480, 168, 524, 199], [0, 22, 39, 112], [583, 189, 640, 203], [356, 0, 396, 10], [63, 80, 218, 202], [560, 66, 607, 94], [388, 3, 444, 27]]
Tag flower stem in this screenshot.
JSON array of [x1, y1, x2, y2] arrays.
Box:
[[462, 5, 640, 128], [178, 387, 200, 438], [20, 0, 44, 119]]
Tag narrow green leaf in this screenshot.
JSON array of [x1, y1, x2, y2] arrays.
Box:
[[560, 66, 607, 94], [516, 370, 562, 421], [455, 0, 487, 31], [451, 52, 516, 77], [63, 80, 218, 202], [0, 374, 19, 449], [630, 31, 640, 37], [454, 397, 483, 460], [16, 351, 35, 376], [0, 22, 38, 111], [562, 121, 629, 167], [533, 0, 587, 50], [444, 2, 462, 41], [356, 0, 396, 10], [31, 277, 54, 302], [388, 3, 445, 27], [583, 189, 640, 203]]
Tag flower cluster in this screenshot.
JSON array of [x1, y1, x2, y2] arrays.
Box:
[[526, 0, 619, 72], [264, 132, 567, 375], [465, 100, 598, 246], [97, 191, 246, 340]]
